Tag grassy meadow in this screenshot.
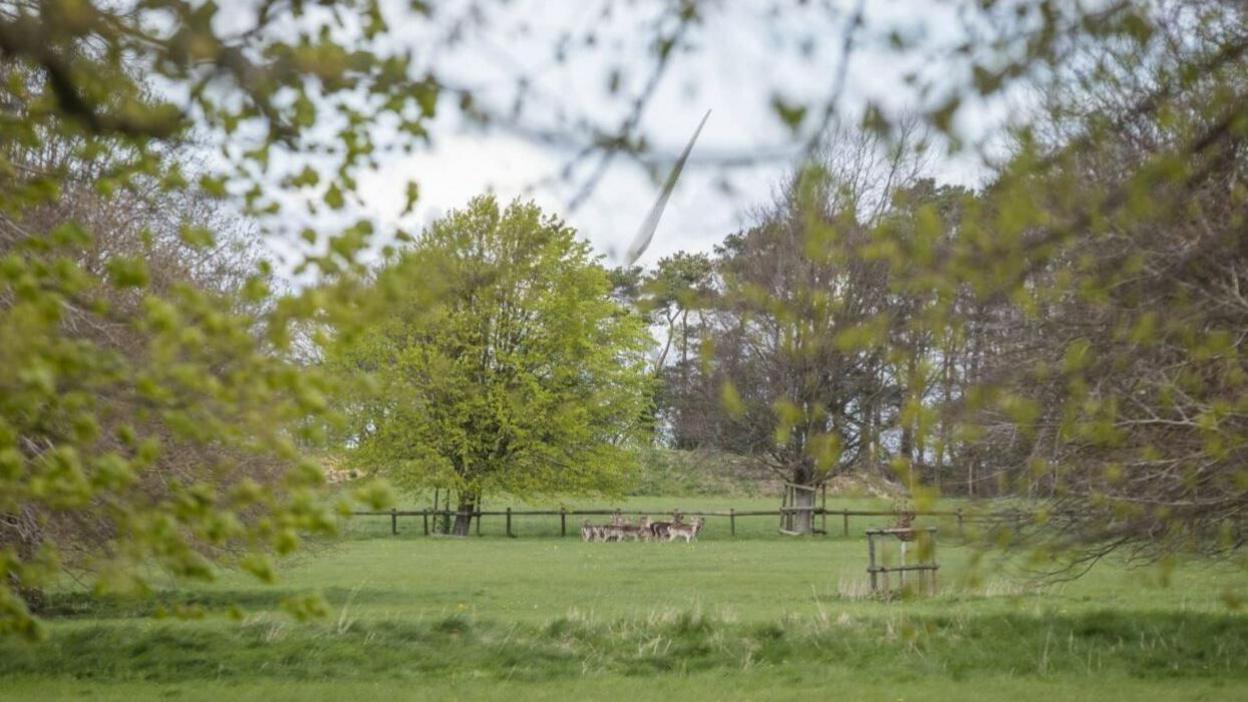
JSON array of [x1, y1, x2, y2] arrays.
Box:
[[3, 496, 1246, 701]]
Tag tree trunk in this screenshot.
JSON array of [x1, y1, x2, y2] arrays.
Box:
[[791, 485, 815, 534], [862, 393, 877, 471], [788, 457, 816, 534], [937, 343, 954, 493], [451, 491, 478, 536], [871, 401, 882, 474], [3, 511, 46, 614], [900, 425, 913, 469]]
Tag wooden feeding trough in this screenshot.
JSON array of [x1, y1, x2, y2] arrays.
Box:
[[866, 527, 938, 596]]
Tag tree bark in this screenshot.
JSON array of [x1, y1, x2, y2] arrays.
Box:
[[791, 485, 815, 534], [451, 491, 478, 536], [788, 455, 816, 534]]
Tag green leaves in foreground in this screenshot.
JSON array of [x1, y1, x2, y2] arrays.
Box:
[[0, 217, 354, 638]]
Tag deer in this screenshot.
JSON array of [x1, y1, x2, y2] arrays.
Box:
[[666, 517, 704, 542], [613, 516, 652, 541], [637, 516, 654, 541], [648, 517, 678, 541], [597, 524, 620, 542], [648, 509, 687, 541]]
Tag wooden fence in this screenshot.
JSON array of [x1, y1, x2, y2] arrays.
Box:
[[350, 506, 969, 538]]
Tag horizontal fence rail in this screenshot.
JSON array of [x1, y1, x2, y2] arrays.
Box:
[[349, 506, 984, 538]]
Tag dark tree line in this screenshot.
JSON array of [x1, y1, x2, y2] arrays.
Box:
[[632, 164, 986, 500]]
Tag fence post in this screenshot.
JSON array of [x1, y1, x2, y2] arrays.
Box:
[[476, 509, 482, 537], [956, 508, 964, 537], [868, 532, 878, 592], [821, 484, 827, 534], [842, 510, 849, 537], [560, 508, 567, 537], [730, 508, 736, 537], [422, 509, 429, 536], [391, 508, 398, 535], [506, 507, 513, 538]]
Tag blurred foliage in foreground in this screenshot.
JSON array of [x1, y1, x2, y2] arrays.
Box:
[[0, 62, 352, 638], [631, 3, 1248, 572]]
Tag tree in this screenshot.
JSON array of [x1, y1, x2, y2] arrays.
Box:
[[934, 5, 1248, 563], [712, 170, 890, 530], [0, 77, 347, 638], [648, 127, 929, 530], [638, 252, 713, 447], [332, 196, 651, 535], [645, 253, 715, 373], [867, 179, 976, 493]]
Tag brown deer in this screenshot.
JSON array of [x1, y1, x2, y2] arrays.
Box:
[[666, 517, 704, 543], [647, 520, 672, 540]]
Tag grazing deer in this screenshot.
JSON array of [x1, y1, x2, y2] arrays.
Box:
[[618, 516, 652, 541], [604, 518, 636, 542], [666, 517, 704, 543], [637, 516, 653, 541], [649, 510, 685, 541], [584, 514, 697, 543]]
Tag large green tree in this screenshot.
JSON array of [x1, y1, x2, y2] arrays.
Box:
[[333, 196, 651, 535]]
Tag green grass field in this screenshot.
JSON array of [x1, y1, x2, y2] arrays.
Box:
[[3, 497, 1246, 701]]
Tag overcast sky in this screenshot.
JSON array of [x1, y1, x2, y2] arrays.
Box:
[[244, 1, 1017, 274]]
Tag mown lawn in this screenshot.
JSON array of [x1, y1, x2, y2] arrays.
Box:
[[4, 497, 1246, 700]]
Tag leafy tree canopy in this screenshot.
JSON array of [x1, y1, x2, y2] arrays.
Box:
[[330, 196, 652, 533]]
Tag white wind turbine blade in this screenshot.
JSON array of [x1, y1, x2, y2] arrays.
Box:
[[625, 109, 710, 265]]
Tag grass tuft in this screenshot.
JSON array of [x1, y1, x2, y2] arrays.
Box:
[[2, 609, 1245, 685]]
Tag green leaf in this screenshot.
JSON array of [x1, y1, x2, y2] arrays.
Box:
[[324, 183, 345, 210], [178, 225, 215, 249], [106, 257, 150, 289], [770, 95, 807, 134]]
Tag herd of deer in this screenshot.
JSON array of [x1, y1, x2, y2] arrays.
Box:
[[581, 514, 705, 543]]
